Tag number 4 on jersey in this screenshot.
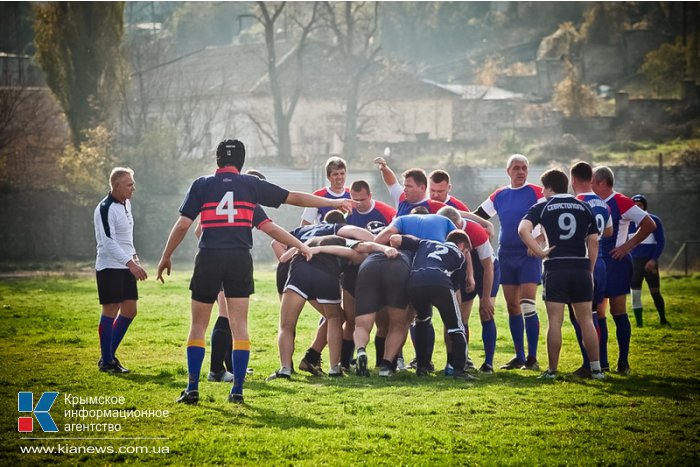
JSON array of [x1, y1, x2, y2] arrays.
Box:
[[216, 191, 238, 223]]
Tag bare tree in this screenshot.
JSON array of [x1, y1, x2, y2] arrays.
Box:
[[321, 1, 381, 161]]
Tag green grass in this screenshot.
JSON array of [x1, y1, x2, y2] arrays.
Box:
[[1, 267, 699, 465]]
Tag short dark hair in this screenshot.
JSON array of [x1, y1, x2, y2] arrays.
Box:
[[402, 168, 428, 188], [350, 179, 370, 193], [446, 229, 471, 250], [540, 168, 569, 194], [245, 169, 266, 180], [429, 169, 450, 184], [323, 210, 346, 224], [569, 161, 593, 183], [216, 139, 245, 169], [410, 206, 429, 215], [631, 194, 648, 210], [325, 156, 347, 177]]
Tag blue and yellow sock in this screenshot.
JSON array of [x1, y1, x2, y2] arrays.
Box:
[[186, 339, 206, 392], [613, 313, 631, 366], [231, 340, 250, 396], [481, 319, 497, 366], [98, 315, 115, 364], [508, 314, 526, 361], [111, 315, 133, 356]]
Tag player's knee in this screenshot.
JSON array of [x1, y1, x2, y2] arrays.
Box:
[[520, 298, 537, 317]]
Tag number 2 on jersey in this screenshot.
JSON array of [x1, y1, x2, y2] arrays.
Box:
[[216, 191, 238, 223], [427, 244, 449, 262]]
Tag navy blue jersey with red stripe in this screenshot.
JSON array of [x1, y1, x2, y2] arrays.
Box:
[[600, 192, 649, 258], [523, 194, 598, 268], [289, 223, 342, 241], [478, 183, 544, 252], [179, 166, 289, 249], [396, 194, 445, 217], [345, 200, 396, 229], [400, 235, 466, 289]]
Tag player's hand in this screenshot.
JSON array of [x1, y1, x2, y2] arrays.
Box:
[[610, 244, 630, 260], [537, 245, 555, 259], [645, 258, 657, 272], [479, 297, 495, 321], [483, 221, 495, 239], [128, 260, 148, 281], [280, 247, 299, 263], [383, 247, 398, 258], [335, 198, 359, 213], [465, 276, 476, 293], [156, 258, 171, 283], [373, 157, 387, 170], [299, 244, 314, 262]]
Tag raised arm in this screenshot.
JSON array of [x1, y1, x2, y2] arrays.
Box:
[[373, 157, 398, 187]]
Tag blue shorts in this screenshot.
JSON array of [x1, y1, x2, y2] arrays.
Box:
[[593, 257, 606, 306], [498, 249, 542, 286], [462, 255, 501, 301], [603, 254, 633, 298]]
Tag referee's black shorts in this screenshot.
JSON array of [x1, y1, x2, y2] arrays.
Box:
[[96, 268, 138, 305], [190, 249, 254, 304]]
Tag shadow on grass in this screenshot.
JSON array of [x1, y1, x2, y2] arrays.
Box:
[[569, 373, 700, 401]]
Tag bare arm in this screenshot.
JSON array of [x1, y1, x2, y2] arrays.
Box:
[[308, 245, 366, 264], [260, 222, 312, 261], [460, 211, 495, 238], [611, 215, 655, 260], [285, 191, 357, 213], [337, 225, 375, 241], [373, 157, 398, 187], [157, 216, 194, 283], [603, 225, 613, 238], [270, 239, 288, 261], [478, 258, 495, 320], [586, 234, 598, 273], [373, 224, 400, 245], [517, 219, 554, 259], [353, 241, 398, 258]]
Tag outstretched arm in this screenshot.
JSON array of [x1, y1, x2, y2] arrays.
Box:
[[285, 191, 357, 213]]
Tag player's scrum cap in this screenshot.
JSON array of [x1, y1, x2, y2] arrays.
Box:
[[631, 194, 647, 209], [216, 139, 245, 160]]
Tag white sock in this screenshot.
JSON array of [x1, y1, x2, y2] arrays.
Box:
[[590, 361, 602, 372]]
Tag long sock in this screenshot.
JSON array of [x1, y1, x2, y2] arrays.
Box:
[[651, 292, 666, 322], [303, 347, 321, 365], [446, 352, 453, 367], [524, 313, 539, 360], [632, 308, 643, 327], [613, 313, 631, 366], [98, 315, 115, 364], [449, 331, 467, 370], [426, 323, 435, 363], [111, 315, 133, 356], [569, 305, 589, 369], [341, 339, 355, 368], [374, 336, 386, 367], [508, 314, 525, 361], [598, 317, 609, 369], [414, 319, 433, 368], [481, 319, 496, 366], [186, 339, 206, 392], [210, 317, 232, 374], [231, 339, 250, 396]]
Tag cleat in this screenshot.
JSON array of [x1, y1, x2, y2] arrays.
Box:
[[207, 369, 234, 383], [396, 357, 408, 372], [591, 370, 606, 380], [500, 357, 525, 370], [416, 366, 431, 377], [99, 359, 130, 374], [444, 363, 455, 376], [660, 320, 671, 327], [601, 365, 610, 372], [465, 357, 476, 371], [409, 358, 418, 370], [356, 354, 370, 377], [299, 357, 325, 376], [479, 363, 494, 374], [538, 369, 558, 380], [266, 369, 291, 381], [522, 356, 540, 371], [378, 360, 393, 377], [228, 393, 244, 404], [176, 389, 199, 404], [616, 362, 631, 375], [453, 369, 477, 381], [573, 366, 592, 379], [328, 365, 344, 377]]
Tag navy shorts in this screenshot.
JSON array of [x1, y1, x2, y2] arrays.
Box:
[[342, 264, 359, 295], [276, 261, 290, 295], [631, 257, 660, 289], [603, 254, 633, 298], [462, 254, 501, 302], [284, 259, 341, 304], [542, 265, 593, 303], [96, 268, 138, 305], [190, 249, 254, 303], [498, 249, 542, 286], [355, 257, 410, 316]]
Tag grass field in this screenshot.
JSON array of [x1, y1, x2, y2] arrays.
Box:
[[1, 266, 699, 465]]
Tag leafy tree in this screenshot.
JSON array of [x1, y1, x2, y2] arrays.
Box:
[[553, 61, 597, 118], [33, 2, 126, 147], [474, 54, 503, 86], [641, 39, 686, 96], [580, 3, 626, 45]]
